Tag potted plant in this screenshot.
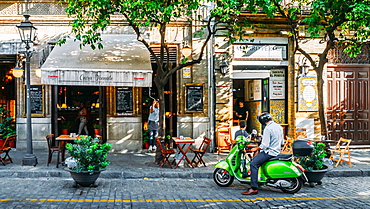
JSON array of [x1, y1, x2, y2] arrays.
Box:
[[142, 129, 149, 149], [0, 107, 16, 147], [93, 124, 100, 136], [60, 116, 72, 135], [65, 136, 111, 187], [296, 142, 331, 187]]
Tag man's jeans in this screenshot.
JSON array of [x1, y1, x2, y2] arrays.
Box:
[[250, 151, 273, 188]]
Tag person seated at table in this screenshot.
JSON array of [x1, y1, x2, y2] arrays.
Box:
[[234, 120, 249, 141]]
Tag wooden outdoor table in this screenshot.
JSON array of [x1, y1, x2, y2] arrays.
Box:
[[172, 137, 195, 169], [55, 135, 86, 168]]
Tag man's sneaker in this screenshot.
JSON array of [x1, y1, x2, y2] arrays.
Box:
[[148, 145, 153, 151], [152, 145, 157, 150]]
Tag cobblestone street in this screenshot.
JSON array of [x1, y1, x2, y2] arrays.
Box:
[[1, 176, 369, 208]]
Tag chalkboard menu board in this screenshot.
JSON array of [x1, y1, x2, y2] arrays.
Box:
[[116, 87, 133, 114], [186, 85, 203, 112], [30, 85, 43, 115]]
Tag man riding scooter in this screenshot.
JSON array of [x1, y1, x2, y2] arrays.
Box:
[[242, 112, 284, 195]]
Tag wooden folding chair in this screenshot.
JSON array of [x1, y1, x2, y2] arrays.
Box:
[[0, 134, 16, 165], [281, 136, 294, 154], [156, 139, 176, 168], [329, 137, 352, 167], [46, 134, 63, 166], [190, 137, 212, 167]]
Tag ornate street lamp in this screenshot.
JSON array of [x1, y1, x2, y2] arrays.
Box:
[[17, 14, 38, 166]]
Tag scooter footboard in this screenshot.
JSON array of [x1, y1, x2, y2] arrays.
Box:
[[262, 160, 303, 179]]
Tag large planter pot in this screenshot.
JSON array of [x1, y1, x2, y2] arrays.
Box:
[[304, 165, 329, 187], [66, 168, 103, 187]]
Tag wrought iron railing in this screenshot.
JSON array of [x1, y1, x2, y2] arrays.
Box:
[[327, 45, 370, 64]]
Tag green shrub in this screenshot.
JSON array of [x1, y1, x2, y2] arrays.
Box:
[[296, 142, 327, 171], [0, 106, 15, 138], [66, 136, 111, 174]]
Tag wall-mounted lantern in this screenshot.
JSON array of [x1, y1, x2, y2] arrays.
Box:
[[219, 60, 229, 75], [181, 45, 192, 57]]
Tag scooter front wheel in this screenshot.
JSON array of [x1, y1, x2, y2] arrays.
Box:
[[213, 168, 234, 187], [280, 177, 303, 194]]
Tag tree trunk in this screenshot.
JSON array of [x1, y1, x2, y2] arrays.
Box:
[[154, 80, 166, 165], [316, 68, 328, 139], [156, 83, 166, 138]]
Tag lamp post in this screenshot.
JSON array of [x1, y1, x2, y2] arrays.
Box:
[[17, 14, 38, 166]]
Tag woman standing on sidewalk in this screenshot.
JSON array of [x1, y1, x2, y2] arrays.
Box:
[[148, 99, 159, 151]]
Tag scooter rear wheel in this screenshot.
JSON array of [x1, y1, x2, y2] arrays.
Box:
[[280, 177, 303, 194], [213, 168, 234, 187]]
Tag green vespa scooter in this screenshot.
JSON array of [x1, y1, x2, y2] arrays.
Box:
[[213, 138, 313, 194]]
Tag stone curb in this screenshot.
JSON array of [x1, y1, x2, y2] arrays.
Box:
[[0, 169, 369, 179]]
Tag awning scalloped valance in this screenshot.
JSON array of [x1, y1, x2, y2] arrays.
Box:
[[41, 34, 152, 87]]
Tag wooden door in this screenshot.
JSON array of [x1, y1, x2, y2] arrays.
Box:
[[327, 65, 370, 144]]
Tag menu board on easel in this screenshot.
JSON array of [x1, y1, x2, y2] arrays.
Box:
[[116, 87, 133, 114], [29, 85, 43, 116], [185, 84, 203, 112]]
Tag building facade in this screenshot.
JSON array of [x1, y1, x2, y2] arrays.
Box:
[[1, 1, 369, 153]]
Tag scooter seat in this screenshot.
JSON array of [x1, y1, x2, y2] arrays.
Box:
[[268, 153, 292, 161]]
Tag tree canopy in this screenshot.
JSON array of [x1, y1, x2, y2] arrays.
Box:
[[60, 0, 370, 138], [59, 0, 248, 136]]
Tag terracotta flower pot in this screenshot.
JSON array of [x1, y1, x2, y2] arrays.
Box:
[[143, 142, 149, 149], [94, 129, 100, 136], [62, 129, 69, 135]]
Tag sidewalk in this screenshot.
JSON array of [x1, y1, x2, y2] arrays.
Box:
[[1, 148, 369, 179]]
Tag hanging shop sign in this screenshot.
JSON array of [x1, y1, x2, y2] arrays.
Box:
[[233, 44, 287, 60]]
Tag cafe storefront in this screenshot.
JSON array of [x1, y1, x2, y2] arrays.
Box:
[[216, 37, 289, 152], [40, 34, 152, 152]]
